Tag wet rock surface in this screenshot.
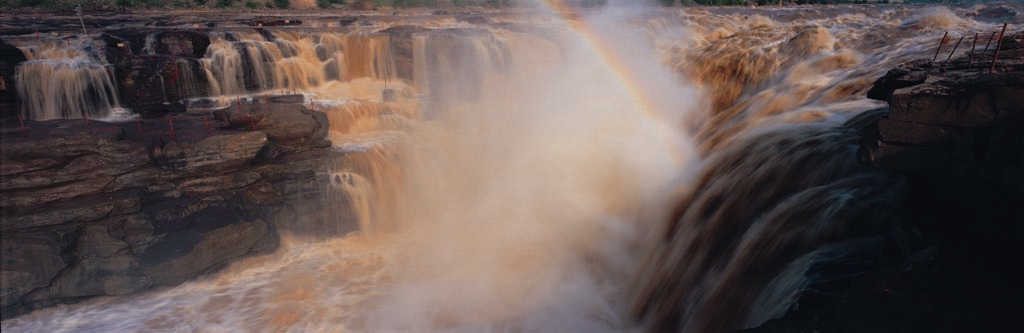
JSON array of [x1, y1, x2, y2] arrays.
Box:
[[0, 103, 368, 319], [215, 101, 331, 151]]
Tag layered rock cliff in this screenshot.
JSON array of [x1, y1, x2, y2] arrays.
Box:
[[0, 101, 368, 319]]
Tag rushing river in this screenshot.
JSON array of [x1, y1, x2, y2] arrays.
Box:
[[2, 2, 1020, 332]]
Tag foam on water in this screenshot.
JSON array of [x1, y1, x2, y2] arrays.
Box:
[[2, 3, 1017, 332]]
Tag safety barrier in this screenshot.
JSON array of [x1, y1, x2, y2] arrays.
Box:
[[933, 23, 1023, 73]]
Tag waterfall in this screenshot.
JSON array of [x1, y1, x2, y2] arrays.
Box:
[[630, 121, 905, 333], [171, 58, 203, 99], [202, 36, 247, 96], [13, 38, 120, 120], [339, 33, 397, 82], [2, 4, 1018, 332]]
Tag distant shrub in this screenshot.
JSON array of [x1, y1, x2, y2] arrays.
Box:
[[216, 0, 232, 7], [390, 0, 413, 7], [317, 0, 343, 8], [245, 0, 260, 7], [195, 0, 209, 5], [15, 0, 50, 7], [274, 0, 289, 8]]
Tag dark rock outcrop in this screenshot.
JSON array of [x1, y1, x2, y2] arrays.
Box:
[[857, 45, 1023, 333], [215, 101, 331, 151], [0, 105, 371, 319], [0, 39, 26, 117], [865, 45, 1023, 183]]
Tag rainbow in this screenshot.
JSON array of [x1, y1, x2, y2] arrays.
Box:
[[528, 0, 693, 168], [532, 0, 666, 121]]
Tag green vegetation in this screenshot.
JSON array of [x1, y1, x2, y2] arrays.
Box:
[[14, 0, 54, 7], [689, 0, 752, 5], [317, 0, 344, 8], [364, 0, 526, 8], [273, 0, 288, 8]]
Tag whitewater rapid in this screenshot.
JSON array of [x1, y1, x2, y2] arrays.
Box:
[[3, 3, 1019, 332]]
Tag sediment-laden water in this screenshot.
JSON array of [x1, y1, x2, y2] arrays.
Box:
[[2, 3, 1020, 332]]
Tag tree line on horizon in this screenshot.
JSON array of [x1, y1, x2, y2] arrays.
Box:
[[0, 0, 1000, 11]]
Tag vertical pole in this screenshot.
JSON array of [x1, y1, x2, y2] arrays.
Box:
[[248, 113, 256, 131], [83, 109, 91, 130], [169, 118, 175, 140], [137, 119, 143, 138], [18, 113, 26, 136], [933, 32, 948, 62], [984, 31, 996, 51], [79, 15, 87, 35], [76, 4, 87, 35], [991, 23, 1008, 74], [968, 33, 978, 69], [204, 115, 211, 135], [946, 36, 964, 62]]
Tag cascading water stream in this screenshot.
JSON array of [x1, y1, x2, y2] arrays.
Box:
[[2, 4, 1019, 332], [12, 37, 121, 120]]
